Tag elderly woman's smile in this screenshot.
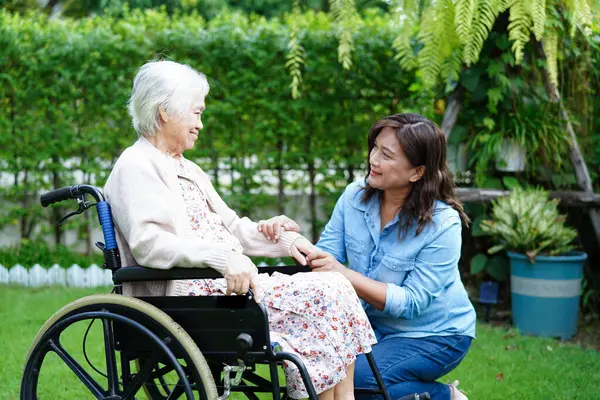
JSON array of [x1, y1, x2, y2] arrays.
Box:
[[148, 100, 205, 156]]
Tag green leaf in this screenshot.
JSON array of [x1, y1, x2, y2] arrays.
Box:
[[448, 125, 468, 145], [488, 244, 505, 254], [470, 253, 488, 274], [471, 214, 488, 237], [461, 68, 481, 92], [482, 177, 504, 189], [502, 176, 521, 190], [482, 117, 495, 130], [485, 256, 509, 282]]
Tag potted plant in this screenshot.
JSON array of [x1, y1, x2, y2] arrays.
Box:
[[467, 105, 569, 187], [480, 186, 587, 339], [495, 138, 526, 172]]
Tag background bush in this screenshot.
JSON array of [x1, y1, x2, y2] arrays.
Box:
[[0, 8, 598, 313]]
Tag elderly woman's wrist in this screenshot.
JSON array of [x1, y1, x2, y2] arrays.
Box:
[[209, 249, 236, 273], [277, 231, 302, 253]]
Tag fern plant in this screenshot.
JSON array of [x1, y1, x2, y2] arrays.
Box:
[[285, 2, 306, 100], [355, 0, 593, 87], [284, 0, 595, 95], [481, 186, 578, 261], [330, 0, 356, 70]]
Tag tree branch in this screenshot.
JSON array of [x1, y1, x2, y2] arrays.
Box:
[[441, 86, 465, 139], [456, 188, 600, 207]]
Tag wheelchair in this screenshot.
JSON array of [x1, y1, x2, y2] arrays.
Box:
[[20, 184, 432, 400]]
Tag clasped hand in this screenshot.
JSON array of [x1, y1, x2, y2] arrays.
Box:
[[258, 215, 344, 272], [226, 217, 343, 303], [257, 215, 313, 266]]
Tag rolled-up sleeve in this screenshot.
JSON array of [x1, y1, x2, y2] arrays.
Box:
[[383, 215, 462, 319]]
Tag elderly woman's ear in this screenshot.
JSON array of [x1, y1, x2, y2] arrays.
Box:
[[158, 105, 170, 123]]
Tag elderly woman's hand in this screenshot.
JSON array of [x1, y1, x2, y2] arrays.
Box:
[[306, 249, 346, 275], [257, 215, 300, 243], [224, 253, 263, 303]]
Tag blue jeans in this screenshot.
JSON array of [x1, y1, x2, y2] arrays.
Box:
[[355, 335, 472, 400]]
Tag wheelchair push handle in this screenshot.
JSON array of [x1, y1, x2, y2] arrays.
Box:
[[41, 186, 77, 207], [41, 184, 105, 207]]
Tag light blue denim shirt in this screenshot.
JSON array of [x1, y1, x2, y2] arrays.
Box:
[[316, 182, 476, 340]]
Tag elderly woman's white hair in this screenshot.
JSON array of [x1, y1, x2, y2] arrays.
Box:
[[128, 60, 209, 137]]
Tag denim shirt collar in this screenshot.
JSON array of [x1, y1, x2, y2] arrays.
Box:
[[350, 188, 401, 244]]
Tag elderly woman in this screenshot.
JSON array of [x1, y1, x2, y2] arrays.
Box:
[[104, 60, 376, 400]]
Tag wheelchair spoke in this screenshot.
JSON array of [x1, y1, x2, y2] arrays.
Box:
[[122, 356, 159, 400], [238, 381, 260, 400], [102, 317, 120, 395], [151, 363, 175, 380], [166, 379, 184, 400], [49, 339, 106, 399]]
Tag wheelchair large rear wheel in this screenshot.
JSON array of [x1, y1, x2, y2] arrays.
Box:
[[20, 294, 217, 400]]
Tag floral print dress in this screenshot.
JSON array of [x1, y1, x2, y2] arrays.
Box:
[[174, 156, 377, 398]]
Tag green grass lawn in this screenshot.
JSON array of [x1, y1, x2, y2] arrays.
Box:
[[1, 285, 599, 399]]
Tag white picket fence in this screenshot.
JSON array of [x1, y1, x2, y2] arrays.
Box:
[[0, 264, 113, 287], [0, 261, 278, 288]]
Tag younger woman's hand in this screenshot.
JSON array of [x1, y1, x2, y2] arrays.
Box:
[[306, 249, 346, 274], [289, 237, 315, 266]]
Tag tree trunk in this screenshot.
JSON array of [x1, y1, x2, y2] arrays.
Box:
[[305, 121, 317, 243], [347, 164, 355, 185], [441, 86, 465, 139], [206, 128, 219, 191], [19, 170, 30, 239], [44, 0, 60, 14], [240, 157, 250, 216], [277, 133, 285, 215], [51, 154, 63, 246], [535, 40, 600, 247], [308, 161, 317, 243], [229, 154, 235, 198], [536, 40, 600, 247]]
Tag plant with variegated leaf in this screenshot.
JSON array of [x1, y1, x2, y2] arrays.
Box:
[[481, 186, 578, 262]]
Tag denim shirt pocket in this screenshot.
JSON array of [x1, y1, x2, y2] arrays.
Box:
[[345, 234, 366, 268], [377, 254, 415, 286]]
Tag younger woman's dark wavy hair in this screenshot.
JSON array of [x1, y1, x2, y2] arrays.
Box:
[[361, 113, 470, 237]]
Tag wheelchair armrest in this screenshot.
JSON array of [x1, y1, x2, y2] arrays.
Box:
[[112, 266, 222, 283], [112, 264, 312, 284]]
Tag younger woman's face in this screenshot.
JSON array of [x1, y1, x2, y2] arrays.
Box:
[[367, 127, 423, 191]]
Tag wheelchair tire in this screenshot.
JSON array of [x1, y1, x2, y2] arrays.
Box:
[[21, 294, 218, 400]]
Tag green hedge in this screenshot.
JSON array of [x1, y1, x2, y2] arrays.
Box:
[[0, 240, 103, 268], [0, 239, 295, 268], [0, 9, 435, 244]]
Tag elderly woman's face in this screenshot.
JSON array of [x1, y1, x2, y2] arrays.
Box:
[[161, 98, 205, 155]]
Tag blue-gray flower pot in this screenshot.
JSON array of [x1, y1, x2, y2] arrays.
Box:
[[507, 251, 587, 340]]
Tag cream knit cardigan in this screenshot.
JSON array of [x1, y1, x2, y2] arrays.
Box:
[[104, 136, 302, 296]]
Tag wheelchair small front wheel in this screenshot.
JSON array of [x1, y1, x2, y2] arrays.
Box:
[[20, 294, 218, 400]]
